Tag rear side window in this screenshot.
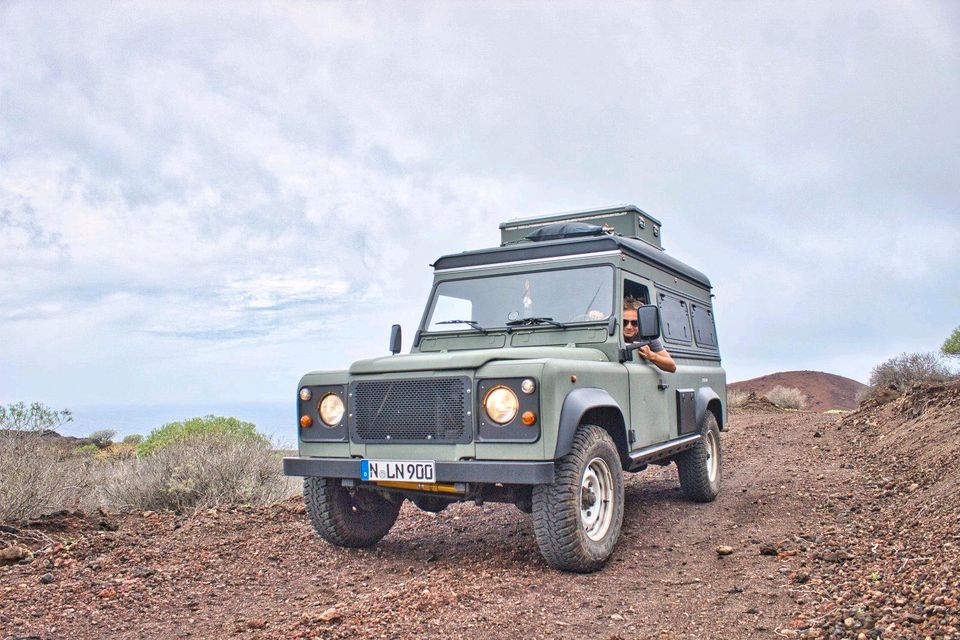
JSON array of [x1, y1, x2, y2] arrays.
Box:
[[691, 303, 717, 347], [657, 293, 692, 344]]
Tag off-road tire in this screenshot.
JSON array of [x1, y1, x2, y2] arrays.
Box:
[[675, 411, 722, 502], [411, 495, 451, 513], [303, 477, 402, 548], [531, 425, 624, 573]]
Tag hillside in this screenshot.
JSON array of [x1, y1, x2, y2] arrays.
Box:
[[729, 370, 867, 411], [806, 380, 960, 636]]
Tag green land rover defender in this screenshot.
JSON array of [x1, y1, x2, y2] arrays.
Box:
[[283, 205, 727, 572]]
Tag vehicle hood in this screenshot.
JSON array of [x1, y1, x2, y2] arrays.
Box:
[[349, 346, 608, 374]]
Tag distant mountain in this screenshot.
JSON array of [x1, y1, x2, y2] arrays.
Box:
[[729, 370, 867, 411]]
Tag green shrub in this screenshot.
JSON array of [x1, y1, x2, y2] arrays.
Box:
[[122, 434, 144, 445], [943, 326, 960, 360], [0, 401, 72, 433], [74, 443, 100, 457], [88, 429, 116, 448], [138, 415, 263, 457]]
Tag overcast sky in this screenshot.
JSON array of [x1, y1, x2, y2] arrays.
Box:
[[2, 1, 958, 414]]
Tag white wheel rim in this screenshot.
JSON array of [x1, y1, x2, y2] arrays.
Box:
[[580, 457, 614, 542], [705, 430, 719, 483]]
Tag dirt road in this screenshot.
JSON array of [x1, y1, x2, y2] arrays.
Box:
[[2, 410, 856, 639]]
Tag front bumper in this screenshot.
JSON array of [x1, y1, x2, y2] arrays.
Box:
[[283, 457, 555, 485]]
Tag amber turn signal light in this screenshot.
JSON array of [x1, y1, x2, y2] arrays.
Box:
[[300, 415, 313, 428], [521, 411, 537, 426]]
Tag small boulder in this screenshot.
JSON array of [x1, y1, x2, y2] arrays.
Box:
[[98, 519, 119, 532], [318, 607, 341, 623], [0, 545, 31, 566], [132, 567, 156, 579]]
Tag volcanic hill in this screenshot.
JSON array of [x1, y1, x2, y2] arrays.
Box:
[[729, 370, 867, 411]]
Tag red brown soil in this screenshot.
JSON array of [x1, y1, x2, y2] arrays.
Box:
[[3, 384, 958, 639], [729, 370, 867, 411]]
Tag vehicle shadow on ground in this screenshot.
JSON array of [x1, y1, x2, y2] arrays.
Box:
[[361, 471, 701, 566]]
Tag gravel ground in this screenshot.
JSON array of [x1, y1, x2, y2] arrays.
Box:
[[2, 405, 938, 640]]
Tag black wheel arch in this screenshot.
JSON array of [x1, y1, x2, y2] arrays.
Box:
[[696, 387, 725, 431], [555, 388, 629, 463]]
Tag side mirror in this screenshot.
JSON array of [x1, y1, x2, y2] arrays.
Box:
[[636, 304, 661, 340], [389, 324, 402, 355], [618, 305, 662, 363]]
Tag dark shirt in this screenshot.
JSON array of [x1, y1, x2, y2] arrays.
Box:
[[626, 337, 665, 352]]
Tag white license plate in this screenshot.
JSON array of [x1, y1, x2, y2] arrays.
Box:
[[360, 459, 436, 483]]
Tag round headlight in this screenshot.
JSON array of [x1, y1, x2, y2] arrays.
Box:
[[299, 387, 312, 401], [483, 386, 519, 425], [520, 378, 536, 394], [318, 393, 345, 426]]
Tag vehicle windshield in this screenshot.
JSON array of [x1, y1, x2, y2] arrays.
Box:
[[424, 265, 614, 332]]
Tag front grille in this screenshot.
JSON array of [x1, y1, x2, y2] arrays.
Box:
[[350, 377, 470, 443]]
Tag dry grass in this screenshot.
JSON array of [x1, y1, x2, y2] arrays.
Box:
[[727, 389, 749, 409], [95, 442, 138, 461], [0, 433, 94, 521], [860, 352, 956, 404], [1, 432, 296, 521], [99, 433, 294, 512], [764, 386, 808, 410]]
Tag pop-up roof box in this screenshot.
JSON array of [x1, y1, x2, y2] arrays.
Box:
[[499, 204, 663, 249]]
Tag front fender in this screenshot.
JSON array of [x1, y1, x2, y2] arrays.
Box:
[[554, 387, 626, 458]]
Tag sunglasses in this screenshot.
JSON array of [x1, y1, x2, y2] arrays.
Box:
[[624, 320, 638, 327]]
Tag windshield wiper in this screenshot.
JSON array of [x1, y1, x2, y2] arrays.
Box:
[[435, 319, 488, 333], [505, 316, 568, 330]]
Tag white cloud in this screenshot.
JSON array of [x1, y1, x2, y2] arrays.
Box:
[[1, 1, 958, 409]]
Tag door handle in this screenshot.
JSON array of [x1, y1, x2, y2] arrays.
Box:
[[657, 382, 669, 391]]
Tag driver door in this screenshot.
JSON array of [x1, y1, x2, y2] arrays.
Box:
[[621, 274, 672, 450]]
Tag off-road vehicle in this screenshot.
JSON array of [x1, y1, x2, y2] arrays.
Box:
[[284, 204, 726, 572]]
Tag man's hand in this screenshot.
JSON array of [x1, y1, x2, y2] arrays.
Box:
[[636, 344, 678, 373]]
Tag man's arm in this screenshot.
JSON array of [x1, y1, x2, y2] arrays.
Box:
[[638, 345, 677, 373]]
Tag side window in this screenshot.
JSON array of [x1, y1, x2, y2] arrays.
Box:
[[622, 278, 651, 344], [623, 279, 651, 308], [691, 303, 718, 347], [657, 292, 692, 344]]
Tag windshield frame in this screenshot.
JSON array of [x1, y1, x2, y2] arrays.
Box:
[[419, 263, 617, 335]]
